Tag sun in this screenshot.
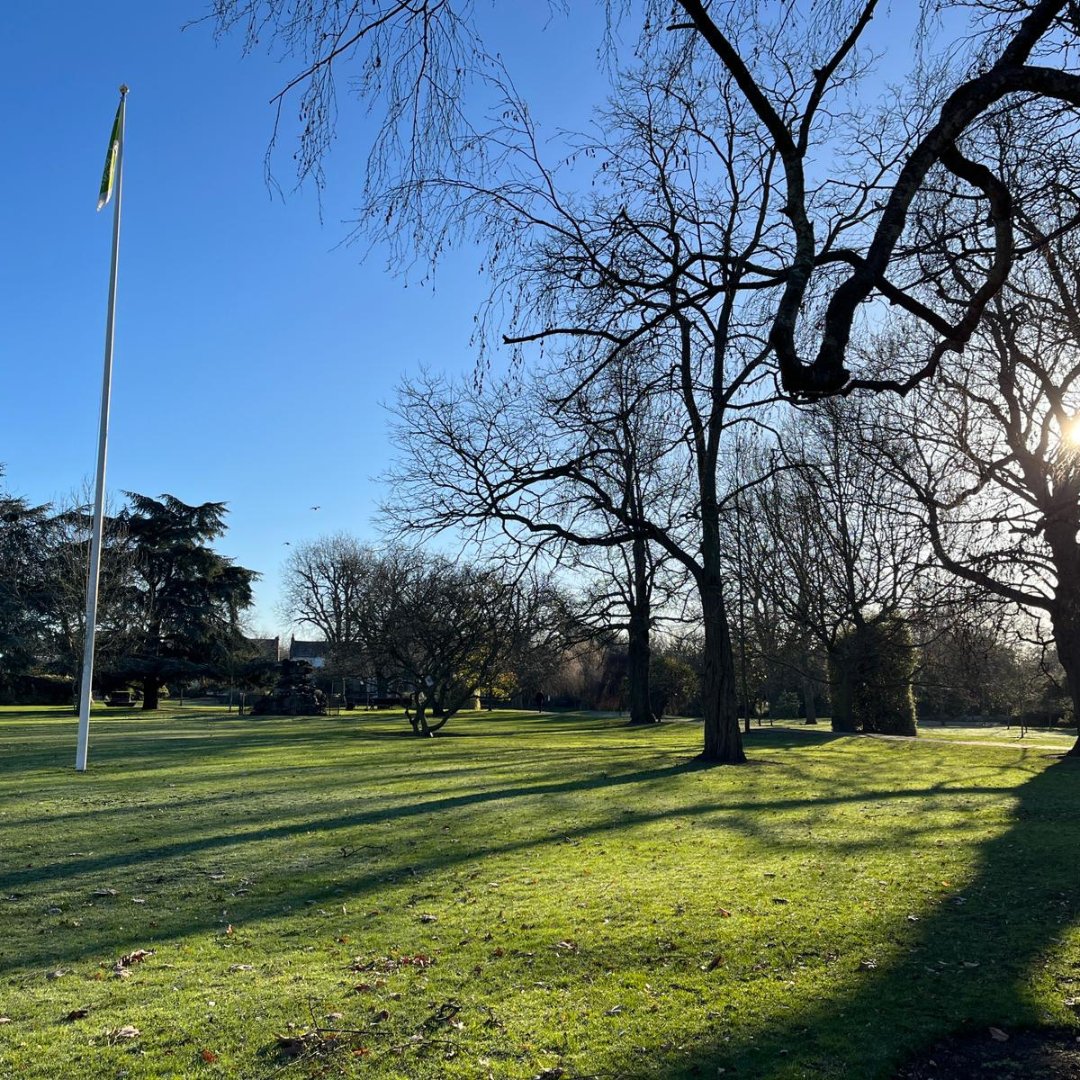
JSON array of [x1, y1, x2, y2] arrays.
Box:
[[1065, 416, 1080, 448]]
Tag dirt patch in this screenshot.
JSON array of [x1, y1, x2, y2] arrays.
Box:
[[894, 1027, 1080, 1078]]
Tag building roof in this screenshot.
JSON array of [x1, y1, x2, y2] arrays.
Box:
[[289, 638, 330, 660], [246, 636, 280, 661]]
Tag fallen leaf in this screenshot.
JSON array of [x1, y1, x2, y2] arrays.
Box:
[[326, 1012, 344, 1022], [717, 907, 732, 918], [131, 898, 147, 905], [352, 983, 374, 993], [92, 888, 117, 897], [604, 1004, 624, 1016], [45, 969, 66, 980], [0, 1018, 10, 1025], [702, 954, 724, 972], [107, 1024, 140, 1043], [62, 1007, 90, 1022], [117, 949, 154, 967], [225, 924, 234, 936], [274, 1031, 316, 1058], [989, 1027, 1009, 1042], [859, 959, 878, 971], [200, 1049, 219, 1063], [555, 940, 577, 951], [771, 897, 790, 905], [228, 963, 253, 972], [418, 913, 438, 923]]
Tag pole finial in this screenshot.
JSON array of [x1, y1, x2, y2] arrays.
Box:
[[119, 84, 129, 95]]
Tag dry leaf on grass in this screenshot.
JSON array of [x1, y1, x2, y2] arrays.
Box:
[[61, 1007, 90, 1022], [117, 949, 154, 967], [106, 1025, 140, 1043]]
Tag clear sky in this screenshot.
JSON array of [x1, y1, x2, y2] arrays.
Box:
[[2, 2, 940, 634], [1, 2, 618, 633]]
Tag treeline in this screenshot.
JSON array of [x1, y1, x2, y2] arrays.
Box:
[[0, 477, 257, 709]]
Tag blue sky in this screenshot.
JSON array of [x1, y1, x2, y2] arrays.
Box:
[[2, 2, 939, 633], [1, 2, 618, 632]]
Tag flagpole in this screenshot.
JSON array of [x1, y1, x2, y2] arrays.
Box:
[[76, 85, 128, 772]]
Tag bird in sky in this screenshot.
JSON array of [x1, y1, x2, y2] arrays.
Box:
[[310, 505, 321, 511]]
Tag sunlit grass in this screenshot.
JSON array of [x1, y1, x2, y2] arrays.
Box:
[[760, 715, 1076, 749], [0, 707, 1076, 1078]]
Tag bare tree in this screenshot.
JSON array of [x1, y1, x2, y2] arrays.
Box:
[[387, 346, 688, 727], [363, 548, 567, 735], [877, 185, 1080, 753], [737, 399, 930, 730], [280, 533, 382, 668], [210, 1, 1080, 398]]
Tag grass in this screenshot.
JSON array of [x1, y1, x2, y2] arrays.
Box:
[[755, 716, 1078, 750], [0, 705, 1077, 1079]]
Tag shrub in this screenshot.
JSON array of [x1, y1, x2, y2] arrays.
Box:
[[829, 616, 917, 736]]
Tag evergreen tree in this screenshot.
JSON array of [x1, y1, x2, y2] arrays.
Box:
[[116, 494, 257, 709]]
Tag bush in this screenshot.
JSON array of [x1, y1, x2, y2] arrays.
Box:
[[0, 674, 74, 706], [829, 616, 917, 736], [649, 655, 699, 718]]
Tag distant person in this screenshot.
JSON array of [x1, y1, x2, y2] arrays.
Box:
[[534, 691, 545, 713]]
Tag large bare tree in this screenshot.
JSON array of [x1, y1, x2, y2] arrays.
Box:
[[209, 0, 1080, 396]]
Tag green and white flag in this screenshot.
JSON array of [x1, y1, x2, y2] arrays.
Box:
[[96, 98, 124, 211]]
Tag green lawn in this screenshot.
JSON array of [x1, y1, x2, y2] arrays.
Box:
[[0, 706, 1077, 1079], [756, 716, 1078, 750]]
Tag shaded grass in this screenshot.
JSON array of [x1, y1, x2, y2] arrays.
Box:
[[0, 706, 1077, 1078]]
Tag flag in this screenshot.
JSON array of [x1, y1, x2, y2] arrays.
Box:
[[97, 99, 123, 211]]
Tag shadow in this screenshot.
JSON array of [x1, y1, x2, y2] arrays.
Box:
[[4, 709, 1076, 1080], [591, 755, 1080, 1079]]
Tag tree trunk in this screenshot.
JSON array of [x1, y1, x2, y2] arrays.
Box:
[[698, 573, 745, 763], [412, 697, 433, 736], [827, 647, 857, 732], [1050, 605, 1080, 758], [142, 677, 160, 711], [801, 672, 818, 725], [626, 536, 657, 724]]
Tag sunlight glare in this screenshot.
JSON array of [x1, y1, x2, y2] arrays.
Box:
[[1065, 416, 1080, 448]]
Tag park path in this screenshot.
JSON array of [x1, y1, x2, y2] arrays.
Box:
[[745, 723, 1071, 753]]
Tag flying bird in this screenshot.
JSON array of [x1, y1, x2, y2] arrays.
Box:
[[310, 505, 321, 511]]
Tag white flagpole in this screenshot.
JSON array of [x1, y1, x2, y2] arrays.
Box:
[[76, 86, 128, 772]]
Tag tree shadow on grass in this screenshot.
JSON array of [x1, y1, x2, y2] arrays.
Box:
[[596, 755, 1080, 1080], [0, 746, 1036, 986]]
